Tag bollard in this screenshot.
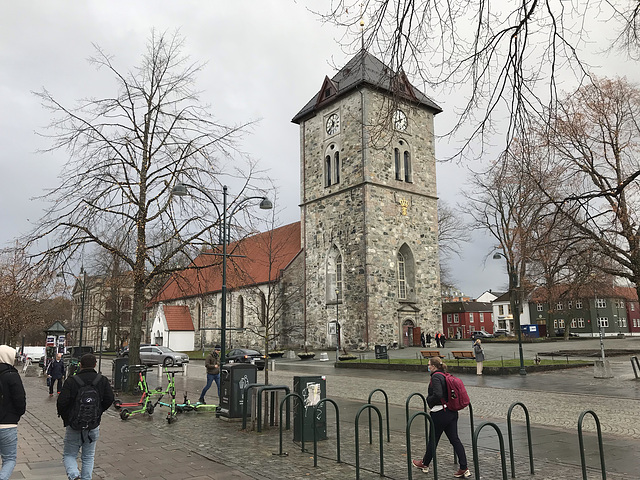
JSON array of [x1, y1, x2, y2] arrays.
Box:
[[270, 359, 276, 371]]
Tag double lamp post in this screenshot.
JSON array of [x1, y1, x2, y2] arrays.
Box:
[[172, 182, 272, 364], [57, 268, 87, 358]]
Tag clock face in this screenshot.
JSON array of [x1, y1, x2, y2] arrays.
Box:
[[326, 113, 340, 135], [393, 109, 408, 131]]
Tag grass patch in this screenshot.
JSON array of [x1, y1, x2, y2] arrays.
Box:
[[357, 358, 590, 367]]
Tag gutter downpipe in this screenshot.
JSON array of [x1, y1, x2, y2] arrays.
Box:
[[361, 88, 370, 348]]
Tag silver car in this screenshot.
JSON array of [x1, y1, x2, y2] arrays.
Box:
[[139, 345, 189, 366]]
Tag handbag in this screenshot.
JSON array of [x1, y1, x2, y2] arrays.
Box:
[[46, 377, 51, 387]]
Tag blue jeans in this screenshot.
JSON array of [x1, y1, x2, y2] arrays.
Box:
[[200, 373, 220, 399], [0, 427, 18, 480], [63, 426, 100, 480]]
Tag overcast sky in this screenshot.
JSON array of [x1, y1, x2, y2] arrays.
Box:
[[2, 1, 634, 298]]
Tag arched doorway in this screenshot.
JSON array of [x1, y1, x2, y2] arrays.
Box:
[[402, 319, 415, 347]]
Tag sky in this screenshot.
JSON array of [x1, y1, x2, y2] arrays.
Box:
[[1, 1, 633, 298]]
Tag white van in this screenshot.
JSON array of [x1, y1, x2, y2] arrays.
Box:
[[21, 346, 46, 362]]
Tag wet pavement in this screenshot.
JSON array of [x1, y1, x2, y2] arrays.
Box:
[[10, 338, 640, 479]]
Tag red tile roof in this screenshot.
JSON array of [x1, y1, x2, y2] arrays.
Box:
[[163, 305, 194, 331], [151, 222, 301, 304]]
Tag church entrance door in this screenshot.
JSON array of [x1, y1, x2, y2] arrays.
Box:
[[402, 319, 415, 346]]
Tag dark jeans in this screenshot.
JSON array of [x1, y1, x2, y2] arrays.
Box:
[[200, 373, 220, 399], [422, 408, 468, 470], [49, 377, 63, 395]]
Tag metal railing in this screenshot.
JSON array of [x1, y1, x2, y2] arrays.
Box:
[[255, 385, 290, 432], [406, 411, 437, 480], [631, 356, 640, 379], [578, 410, 607, 480], [473, 421, 508, 479], [507, 402, 534, 477], [241, 383, 264, 430], [277, 393, 304, 456], [313, 398, 341, 467], [355, 404, 384, 480], [367, 388, 390, 443]]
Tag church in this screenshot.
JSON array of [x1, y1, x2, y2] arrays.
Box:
[[148, 50, 443, 352]]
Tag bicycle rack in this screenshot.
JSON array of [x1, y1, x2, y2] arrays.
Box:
[[507, 402, 534, 477], [631, 356, 640, 379], [277, 393, 304, 456], [405, 392, 428, 426], [241, 383, 264, 430], [355, 404, 384, 480], [367, 388, 390, 443], [454, 403, 475, 466], [472, 421, 508, 479], [313, 398, 341, 467], [578, 410, 607, 480], [255, 385, 290, 433], [406, 411, 438, 480]]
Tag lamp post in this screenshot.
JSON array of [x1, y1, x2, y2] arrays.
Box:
[[58, 268, 87, 358], [493, 252, 526, 375], [172, 182, 272, 364]]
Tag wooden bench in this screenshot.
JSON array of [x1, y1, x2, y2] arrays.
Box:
[[451, 350, 475, 360], [420, 350, 444, 359]]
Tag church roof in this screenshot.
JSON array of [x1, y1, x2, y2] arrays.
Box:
[[150, 222, 302, 304], [292, 50, 442, 123], [163, 305, 194, 331]]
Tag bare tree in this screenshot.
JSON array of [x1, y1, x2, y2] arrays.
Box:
[[25, 31, 264, 373]]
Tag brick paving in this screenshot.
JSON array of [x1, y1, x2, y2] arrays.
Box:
[[9, 341, 640, 479]]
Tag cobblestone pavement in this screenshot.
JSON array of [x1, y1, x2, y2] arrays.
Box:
[[11, 342, 640, 479]]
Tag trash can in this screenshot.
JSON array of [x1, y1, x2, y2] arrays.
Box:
[[218, 363, 258, 419], [112, 357, 129, 391], [293, 375, 327, 442], [521, 325, 540, 338], [375, 344, 388, 359]]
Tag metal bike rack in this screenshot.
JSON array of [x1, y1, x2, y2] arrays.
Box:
[[578, 410, 607, 480], [405, 392, 427, 425], [631, 356, 640, 379], [367, 388, 390, 443], [472, 421, 508, 479], [241, 383, 264, 430], [277, 392, 304, 456], [507, 402, 534, 477], [355, 404, 384, 480], [313, 398, 341, 467], [255, 385, 290, 433], [406, 411, 438, 480], [454, 403, 475, 466]]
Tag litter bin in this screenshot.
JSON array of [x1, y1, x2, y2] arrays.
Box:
[[521, 325, 540, 338], [375, 344, 388, 359], [112, 357, 129, 391], [293, 375, 327, 442], [218, 363, 258, 419]]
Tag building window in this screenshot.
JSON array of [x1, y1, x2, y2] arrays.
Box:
[[631, 303, 636, 312], [556, 302, 563, 311], [499, 305, 504, 316], [480, 313, 485, 323], [326, 245, 343, 303], [397, 252, 407, 299], [238, 296, 245, 329], [558, 318, 565, 328], [553, 319, 558, 328], [324, 144, 340, 187], [447, 314, 452, 323], [537, 303, 544, 312], [576, 300, 583, 309], [577, 318, 585, 328], [597, 317, 609, 328], [596, 298, 606, 309], [334, 152, 340, 184], [615, 299, 625, 309], [404, 151, 412, 182], [567, 301, 573, 309], [393, 140, 412, 182], [570, 318, 577, 328], [395, 148, 402, 180], [469, 313, 474, 323], [454, 313, 459, 323], [619, 317, 627, 327], [325, 155, 332, 187]]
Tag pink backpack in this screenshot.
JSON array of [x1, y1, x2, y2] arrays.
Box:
[[432, 371, 470, 411]]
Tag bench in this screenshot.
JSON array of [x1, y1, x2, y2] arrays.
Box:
[[420, 350, 444, 359], [451, 351, 475, 360]]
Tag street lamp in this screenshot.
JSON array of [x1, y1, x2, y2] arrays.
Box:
[[493, 252, 526, 375], [172, 182, 272, 364], [57, 268, 87, 358]]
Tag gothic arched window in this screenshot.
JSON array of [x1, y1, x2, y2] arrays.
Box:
[[324, 144, 340, 187], [397, 243, 416, 301], [393, 140, 412, 183], [326, 245, 343, 303], [397, 252, 407, 299], [404, 151, 412, 182], [238, 296, 245, 329]]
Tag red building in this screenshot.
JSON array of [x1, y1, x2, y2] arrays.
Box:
[[441, 302, 494, 339]]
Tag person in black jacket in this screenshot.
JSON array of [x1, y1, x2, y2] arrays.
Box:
[[412, 356, 470, 478], [57, 353, 114, 480], [46, 353, 66, 396], [0, 345, 26, 480]]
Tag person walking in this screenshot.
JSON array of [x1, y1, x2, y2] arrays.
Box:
[[435, 332, 441, 348], [412, 357, 471, 478], [426, 332, 432, 347], [199, 345, 221, 404], [0, 345, 26, 480], [46, 353, 66, 396], [420, 332, 426, 348], [57, 353, 114, 480], [474, 339, 485, 375], [440, 333, 447, 349]]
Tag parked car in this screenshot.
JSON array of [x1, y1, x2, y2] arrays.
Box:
[[470, 330, 494, 340], [139, 345, 189, 366], [118, 344, 155, 357], [493, 329, 513, 337], [225, 348, 267, 370], [554, 329, 579, 338]]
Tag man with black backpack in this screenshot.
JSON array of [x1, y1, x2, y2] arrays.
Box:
[[57, 353, 113, 480]]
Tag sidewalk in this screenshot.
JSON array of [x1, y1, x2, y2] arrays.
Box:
[[10, 349, 639, 479]]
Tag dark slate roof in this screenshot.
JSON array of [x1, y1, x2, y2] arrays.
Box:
[[442, 301, 493, 314], [292, 50, 442, 124]]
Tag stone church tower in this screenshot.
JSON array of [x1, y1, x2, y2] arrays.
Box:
[[292, 50, 442, 350]]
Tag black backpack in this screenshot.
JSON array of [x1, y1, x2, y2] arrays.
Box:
[[69, 374, 102, 433], [0, 369, 9, 404]]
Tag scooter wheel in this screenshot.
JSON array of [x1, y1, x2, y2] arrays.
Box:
[[167, 415, 175, 424], [146, 403, 155, 415], [120, 409, 131, 420], [113, 400, 122, 410]]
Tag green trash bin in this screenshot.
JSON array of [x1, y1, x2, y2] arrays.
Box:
[[112, 357, 129, 391], [219, 363, 258, 419], [293, 375, 327, 442]]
